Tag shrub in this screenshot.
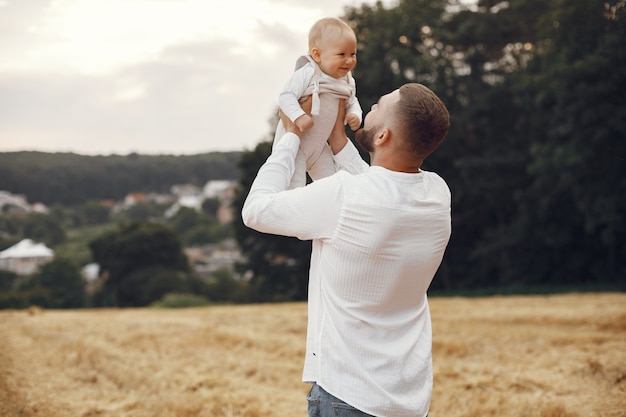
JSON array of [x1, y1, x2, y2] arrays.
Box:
[[151, 292, 211, 308]]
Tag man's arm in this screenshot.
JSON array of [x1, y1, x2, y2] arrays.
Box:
[[242, 105, 342, 240], [327, 99, 369, 174], [328, 99, 349, 154]]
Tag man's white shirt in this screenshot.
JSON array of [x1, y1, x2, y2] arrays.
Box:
[[242, 133, 451, 417]]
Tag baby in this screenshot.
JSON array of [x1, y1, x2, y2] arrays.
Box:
[[274, 17, 362, 189]]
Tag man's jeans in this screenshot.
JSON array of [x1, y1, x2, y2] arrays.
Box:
[[306, 383, 428, 417], [306, 383, 374, 417]]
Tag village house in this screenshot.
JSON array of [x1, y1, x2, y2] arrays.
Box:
[[0, 190, 48, 217], [184, 238, 245, 277], [0, 239, 54, 275], [165, 180, 237, 222]]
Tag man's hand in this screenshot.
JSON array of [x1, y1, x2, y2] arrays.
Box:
[[295, 114, 314, 132], [279, 95, 314, 138], [328, 99, 348, 154], [278, 109, 302, 137]]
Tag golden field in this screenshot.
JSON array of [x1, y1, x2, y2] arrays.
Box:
[[1, 293, 625, 417]]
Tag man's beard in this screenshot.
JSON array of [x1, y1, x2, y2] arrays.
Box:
[[354, 127, 376, 153]]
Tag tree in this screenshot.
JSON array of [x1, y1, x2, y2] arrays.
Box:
[[0, 151, 241, 206], [345, 0, 626, 290], [506, 0, 626, 283], [122, 201, 167, 221], [344, 0, 537, 289], [426, 0, 549, 288], [22, 257, 85, 308], [89, 221, 192, 307], [202, 198, 221, 217], [205, 268, 242, 303], [22, 213, 66, 246], [234, 0, 626, 295], [168, 206, 228, 246], [169, 207, 201, 234], [0, 270, 17, 293], [80, 200, 111, 225], [233, 141, 311, 302], [115, 267, 190, 307]]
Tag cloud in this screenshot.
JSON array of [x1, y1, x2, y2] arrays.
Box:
[[0, 0, 391, 155], [0, 27, 301, 154]]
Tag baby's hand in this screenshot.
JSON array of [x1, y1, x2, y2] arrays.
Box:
[[295, 114, 314, 132], [346, 113, 361, 131]]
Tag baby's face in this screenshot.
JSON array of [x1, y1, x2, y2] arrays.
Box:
[[314, 32, 357, 79]]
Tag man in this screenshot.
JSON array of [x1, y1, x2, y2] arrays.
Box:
[[242, 83, 451, 417]]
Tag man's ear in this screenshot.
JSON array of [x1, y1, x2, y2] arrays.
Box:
[[376, 128, 390, 146], [311, 48, 322, 63]]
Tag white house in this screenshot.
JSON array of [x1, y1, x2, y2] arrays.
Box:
[[0, 239, 54, 275], [203, 180, 235, 199], [0, 190, 48, 216], [165, 180, 238, 220]]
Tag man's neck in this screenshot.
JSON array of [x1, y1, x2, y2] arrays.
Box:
[[370, 153, 422, 173]]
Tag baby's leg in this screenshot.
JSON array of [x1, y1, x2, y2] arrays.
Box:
[[288, 148, 308, 189], [272, 122, 286, 149], [307, 143, 337, 181]]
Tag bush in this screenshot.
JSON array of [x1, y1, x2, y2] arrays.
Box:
[[0, 270, 18, 293], [0, 287, 51, 309], [151, 293, 211, 308]]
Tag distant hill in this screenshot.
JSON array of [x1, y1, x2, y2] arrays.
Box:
[[0, 151, 242, 206]]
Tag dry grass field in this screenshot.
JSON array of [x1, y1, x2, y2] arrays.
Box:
[[1, 293, 625, 417]]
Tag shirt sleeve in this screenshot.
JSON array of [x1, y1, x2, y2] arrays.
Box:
[[279, 65, 315, 123], [332, 139, 369, 175], [242, 132, 343, 241]]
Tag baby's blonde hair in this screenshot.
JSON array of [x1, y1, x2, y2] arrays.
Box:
[[308, 17, 355, 51]]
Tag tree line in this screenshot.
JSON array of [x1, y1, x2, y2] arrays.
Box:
[[233, 0, 625, 296], [0, 221, 243, 309], [0, 151, 241, 206]]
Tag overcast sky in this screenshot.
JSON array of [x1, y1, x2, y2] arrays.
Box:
[[0, 0, 395, 155]]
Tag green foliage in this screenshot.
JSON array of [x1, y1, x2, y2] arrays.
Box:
[[79, 201, 111, 225], [0, 269, 18, 293], [167, 206, 228, 246], [114, 267, 190, 307], [151, 292, 211, 308], [169, 207, 203, 234], [19, 257, 85, 308], [504, 0, 626, 284], [54, 223, 114, 267], [201, 198, 221, 217], [119, 201, 167, 222], [233, 0, 625, 298], [0, 217, 21, 241], [0, 212, 66, 249], [233, 141, 311, 303], [204, 268, 242, 303], [0, 151, 241, 206], [21, 213, 66, 246], [0, 287, 50, 309], [89, 221, 191, 307]]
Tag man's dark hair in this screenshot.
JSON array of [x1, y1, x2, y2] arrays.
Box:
[[396, 83, 450, 158]]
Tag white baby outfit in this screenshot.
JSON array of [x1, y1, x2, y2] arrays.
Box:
[[274, 55, 362, 188]]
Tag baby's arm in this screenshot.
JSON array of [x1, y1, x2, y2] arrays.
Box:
[[345, 113, 361, 130], [345, 75, 363, 131], [279, 65, 316, 129]]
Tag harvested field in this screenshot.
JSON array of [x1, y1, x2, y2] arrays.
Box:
[[1, 293, 625, 417]]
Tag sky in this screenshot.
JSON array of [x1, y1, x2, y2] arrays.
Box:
[[0, 0, 396, 156]]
